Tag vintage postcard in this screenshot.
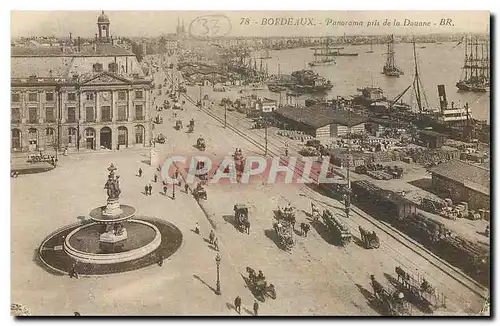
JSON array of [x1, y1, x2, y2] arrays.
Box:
[[11, 10, 490, 316]]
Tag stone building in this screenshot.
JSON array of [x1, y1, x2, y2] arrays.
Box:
[[11, 11, 153, 152], [430, 159, 490, 211]]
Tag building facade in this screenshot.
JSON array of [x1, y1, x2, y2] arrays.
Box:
[[11, 11, 153, 153]]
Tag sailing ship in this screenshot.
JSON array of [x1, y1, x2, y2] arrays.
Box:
[[309, 38, 336, 66], [382, 34, 404, 77], [456, 36, 490, 92], [378, 41, 488, 142]]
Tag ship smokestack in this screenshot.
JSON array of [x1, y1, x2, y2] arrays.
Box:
[[437, 85, 447, 113]]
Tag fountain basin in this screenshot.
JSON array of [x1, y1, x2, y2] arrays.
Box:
[[63, 219, 161, 265], [89, 204, 136, 223]]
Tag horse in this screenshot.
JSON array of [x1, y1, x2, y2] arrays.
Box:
[[395, 266, 410, 283], [300, 223, 310, 237]]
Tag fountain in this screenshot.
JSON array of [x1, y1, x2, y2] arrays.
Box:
[[38, 164, 183, 275]]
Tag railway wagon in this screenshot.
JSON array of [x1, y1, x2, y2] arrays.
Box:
[[351, 180, 417, 221]]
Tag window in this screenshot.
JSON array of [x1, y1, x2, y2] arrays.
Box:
[[11, 108, 20, 123], [135, 105, 143, 120], [45, 107, 55, 122], [86, 107, 95, 122], [12, 129, 21, 150], [11, 93, 20, 102], [118, 105, 127, 121], [45, 128, 55, 146], [28, 107, 38, 123], [86, 93, 94, 101], [28, 93, 38, 102], [135, 125, 144, 144], [68, 128, 77, 146], [45, 92, 54, 102], [101, 106, 111, 122], [135, 90, 143, 99], [118, 91, 127, 101], [67, 107, 76, 123], [68, 93, 76, 101]]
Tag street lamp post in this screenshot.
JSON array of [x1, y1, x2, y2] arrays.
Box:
[[215, 253, 221, 295], [264, 114, 268, 156], [345, 127, 352, 219]]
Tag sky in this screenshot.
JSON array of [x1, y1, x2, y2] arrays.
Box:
[[11, 11, 490, 38]]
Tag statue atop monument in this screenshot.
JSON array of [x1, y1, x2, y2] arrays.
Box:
[[104, 163, 121, 200]]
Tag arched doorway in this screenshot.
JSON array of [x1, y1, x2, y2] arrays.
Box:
[[45, 128, 56, 148], [100, 127, 112, 149], [135, 124, 145, 146], [28, 128, 38, 151], [84, 127, 96, 150], [117, 126, 128, 149], [68, 127, 77, 148], [11, 129, 21, 151]]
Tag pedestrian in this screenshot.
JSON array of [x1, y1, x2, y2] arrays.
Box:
[[163, 184, 168, 196], [138, 168, 143, 177], [213, 237, 219, 251], [148, 184, 153, 196], [195, 221, 200, 234], [253, 300, 259, 316], [144, 185, 149, 196], [154, 174, 158, 183], [69, 263, 79, 279], [184, 183, 189, 193], [234, 296, 242, 314]]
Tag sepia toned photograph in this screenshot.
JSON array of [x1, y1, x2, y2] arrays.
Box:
[[10, 10, 490, 316]]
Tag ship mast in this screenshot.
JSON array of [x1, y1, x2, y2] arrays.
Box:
[[413, 40, 423, 114]]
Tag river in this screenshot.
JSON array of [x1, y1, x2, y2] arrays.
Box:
[[252, 42, 490, 123]]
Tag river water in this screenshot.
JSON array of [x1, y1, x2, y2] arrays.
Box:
[[253, 42, 490, 123]]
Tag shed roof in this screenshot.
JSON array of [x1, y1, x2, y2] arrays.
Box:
[[275, 105, 367, 129]]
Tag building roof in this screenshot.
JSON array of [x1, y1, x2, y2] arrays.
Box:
[[275, 105, 367, 129], [12, 43, 134, 57], [430, 160, 490, 195], [98, 11, 110, 23]]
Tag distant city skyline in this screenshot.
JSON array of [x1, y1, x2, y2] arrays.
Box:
[[11, 11, 490, 38]]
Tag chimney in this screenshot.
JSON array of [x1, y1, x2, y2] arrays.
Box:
[[69, 32, 72, 44], [95, 33, 98, 43], [78, 36, 81, 52], [437, 85, 447, 112]]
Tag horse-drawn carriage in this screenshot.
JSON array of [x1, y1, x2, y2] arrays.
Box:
[[359, 226, 380, 249], [370, 275, 412, 316], [394, 266, 446, 311], [27, 152, 52, 164], [273, 220, 294, 251], [155, 133, 166, 144], [192, 183, 207, 200], [274, 206, 295, 250], [322, 209, 352, 245], [175, 120, 183, 130], [245, 267, 276, 302], [154, 115, 163, 124], [234, 204, 250, 234], [196, 137, 206, 151]]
